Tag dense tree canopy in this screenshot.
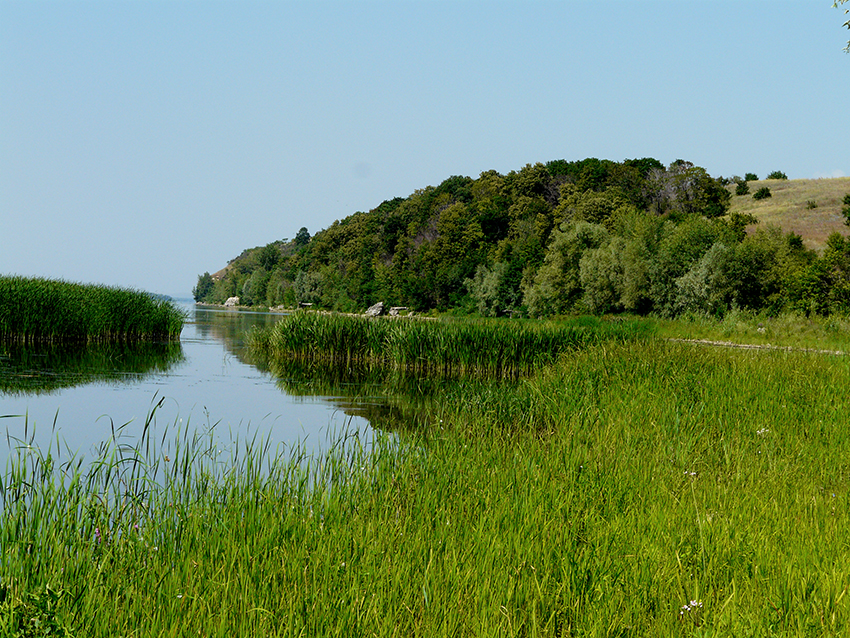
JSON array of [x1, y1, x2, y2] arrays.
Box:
[[194, 156, 850, 317]]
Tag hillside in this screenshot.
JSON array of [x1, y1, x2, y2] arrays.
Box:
[[729, 176, 850, 251], [194, 160, 850, 318]]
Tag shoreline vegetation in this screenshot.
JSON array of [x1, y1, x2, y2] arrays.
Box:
[[245, 312, 653, 378], [0, 275, 184, 343], [4, 313, 850, 634]]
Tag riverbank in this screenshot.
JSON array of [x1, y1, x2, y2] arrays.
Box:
[[4, 332, 850, 634]]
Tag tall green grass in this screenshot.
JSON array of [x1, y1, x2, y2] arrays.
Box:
[[247, 312, 653, 378], [0, 276, 184, 343], [4, 341, 850, 635]]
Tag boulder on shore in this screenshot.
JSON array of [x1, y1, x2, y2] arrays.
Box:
[[365, 301, 385, 317], [224, 296, 240, 307]]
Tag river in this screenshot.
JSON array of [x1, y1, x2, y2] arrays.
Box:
[[0, 302, 385, 464]]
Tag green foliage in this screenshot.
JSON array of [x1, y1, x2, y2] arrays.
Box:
[[192, 272, 214, 302], [257, 243, 281, 270], [9, 334, 850, 634], [0, 276, 184, 342], [578, 237, 626, 313], [744, 172, 759, 181], [752, 186, 772, 200], [766, 170, 788, 180], [247, 312, 647, 378], [646, 160, 731, 219], [523, 221, 609, 317], [465, 262, 517, 317], [193, 156, 843, 318], [842, 193, 850, 225], [294, 226, 311, 247], [0, 584, 72, 637]]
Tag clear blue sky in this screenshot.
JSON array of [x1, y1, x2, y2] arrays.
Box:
[[2, 1, 848, 297]]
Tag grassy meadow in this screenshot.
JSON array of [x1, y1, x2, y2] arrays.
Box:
[[728, 176, 850, 251], [3, 315, 850, 635], [0, 276, 184, 343]]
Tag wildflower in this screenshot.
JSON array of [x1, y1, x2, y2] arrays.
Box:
[[680, 599, 703, 616], [757, 428, 769, 437]]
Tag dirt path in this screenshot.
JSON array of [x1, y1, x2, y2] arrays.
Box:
[[667, 338, 845, 356]]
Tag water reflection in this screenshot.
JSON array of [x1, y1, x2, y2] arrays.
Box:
[[0, 304, 412, 461], [0, 340, 185, 396], [193, 306, 284, 359], [194, 308, 418, 431], [251, 357, 451, 434]]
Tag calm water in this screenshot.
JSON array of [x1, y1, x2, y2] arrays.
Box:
[[0, 302, 385, 462]]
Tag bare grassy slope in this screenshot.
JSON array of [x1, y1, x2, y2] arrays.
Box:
[[728, 176, 850, 251]]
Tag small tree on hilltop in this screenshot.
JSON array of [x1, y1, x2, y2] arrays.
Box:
[[745, 172, 758, 181], [295, 227, 311, 247], [766, 170, 788, 180]]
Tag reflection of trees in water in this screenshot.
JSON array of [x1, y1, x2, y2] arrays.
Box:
[[193, 308, 285, 362], [264, 359, 441, 433], [0, 341, 185, 396], [254, 358, 509, 434]]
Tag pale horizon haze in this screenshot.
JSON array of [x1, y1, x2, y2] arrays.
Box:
[[2, 1, 848, 298]]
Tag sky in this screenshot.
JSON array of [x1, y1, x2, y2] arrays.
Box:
[[2, 1, 848, 298]]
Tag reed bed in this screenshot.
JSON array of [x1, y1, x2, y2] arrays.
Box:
[[247, 312, 652, 378], [3, 340, 850, 635], [0, 276, 184, 343]]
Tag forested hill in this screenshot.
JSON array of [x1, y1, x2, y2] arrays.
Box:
[[193, 158, 850, 318]]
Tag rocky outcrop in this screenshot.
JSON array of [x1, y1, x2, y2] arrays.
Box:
[[224, 296, 240, 307], [365, 301, 385, 317]]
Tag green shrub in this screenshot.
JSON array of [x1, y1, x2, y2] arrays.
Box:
[[745, 172, 758, 181], [766, 170, 788, 180], [735, 180, 750, 196], [806, 199, 818, 209], [753, 186, 772, 200]]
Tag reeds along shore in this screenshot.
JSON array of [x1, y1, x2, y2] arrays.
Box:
[[246, 311, 653, 378], [0, 276, 184, 343], [4, 340, 850, 635]]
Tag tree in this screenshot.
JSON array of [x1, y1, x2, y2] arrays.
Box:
[[193, 272, 214, 302], [836, 0, 850, 51], [295, 227, 311, 247], [522, 221, 609, 316], [258, 243, 280, 270], [645, 161, 731, 219]]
